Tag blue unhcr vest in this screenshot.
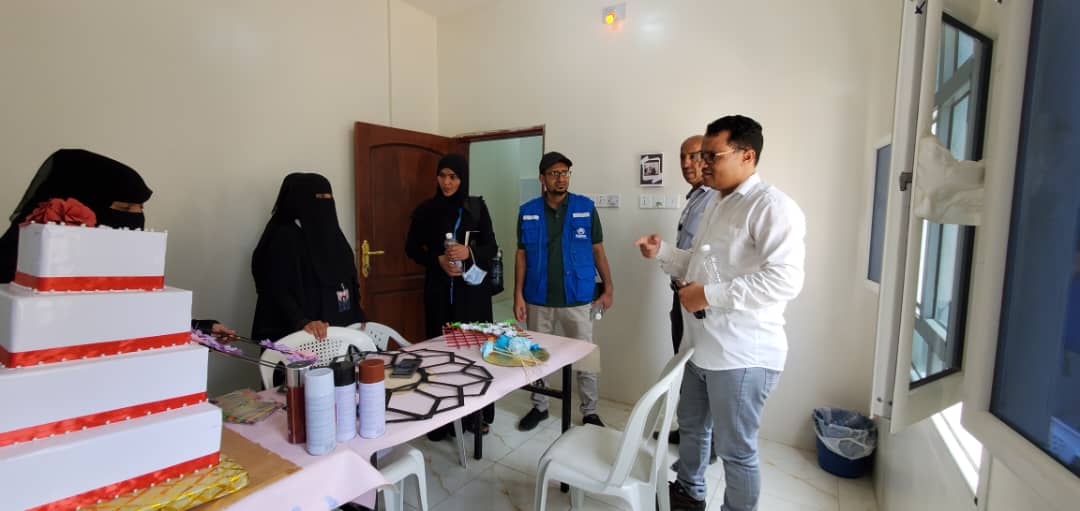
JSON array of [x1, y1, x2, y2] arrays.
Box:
[[519, 193, 596, 305]]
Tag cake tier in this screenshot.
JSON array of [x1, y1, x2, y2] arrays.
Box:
[[0, 343, 209, 447], [0, 402, 221, 511], [14, 223, 167, 292], [0, 285, 191, 368]]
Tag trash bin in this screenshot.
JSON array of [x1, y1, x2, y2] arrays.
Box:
[[812, 408, 877, 478]]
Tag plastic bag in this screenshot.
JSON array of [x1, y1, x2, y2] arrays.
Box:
[[813, 408, 877, 460]]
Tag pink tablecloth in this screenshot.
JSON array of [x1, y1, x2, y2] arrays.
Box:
[[223, 331, 595, 509]]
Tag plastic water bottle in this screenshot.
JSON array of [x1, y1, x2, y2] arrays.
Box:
[[590, 302, 605, 321], [690, 243, 725, 320], [491, 249, 503, 290], [444, 233, 463, 271], [700, 244, 724, 285]]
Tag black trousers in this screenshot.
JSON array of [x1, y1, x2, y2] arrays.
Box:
[[670, 289, 683, 354]]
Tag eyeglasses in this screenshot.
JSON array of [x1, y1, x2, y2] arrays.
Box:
[[701, 149, 739, 164], [545, 170, 572, 178], [680, 151, 703, 162]]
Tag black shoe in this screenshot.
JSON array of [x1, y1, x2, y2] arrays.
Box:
[[651, 429, 683, 443], [668, 481, 706, 511], [582, 414, 605, 427], [518, 407, 549, 431]]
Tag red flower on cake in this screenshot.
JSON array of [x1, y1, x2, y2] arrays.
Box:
[[20, 198, 98, 227]]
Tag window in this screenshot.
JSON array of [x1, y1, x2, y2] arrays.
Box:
[[991, 0, 1080, 476], [909, 16, 990, 387], [868, 144, 891, 284]]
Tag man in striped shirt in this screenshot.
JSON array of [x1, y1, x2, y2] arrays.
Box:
[[665, 135, 716, 446]]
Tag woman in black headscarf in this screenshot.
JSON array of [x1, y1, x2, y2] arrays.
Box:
[[251, 173, 366, 343], [405, 154, 498, 438], [0, 149, 153, 283], [0, 149, 233, 336]]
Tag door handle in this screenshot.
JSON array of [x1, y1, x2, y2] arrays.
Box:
[[359, 239, 385, 278]]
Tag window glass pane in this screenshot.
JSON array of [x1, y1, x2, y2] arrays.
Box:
[[910, 17, 990, 387], [868, 144, 891, 283], [957, 31, 975, 69], [941, 24, 958, 83], [949, 95, 970, 159], [934, 224, 959, 325], [992, 0, 1080, 478]]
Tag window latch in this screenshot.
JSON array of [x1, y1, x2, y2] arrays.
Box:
[[899, 171, 913, 192]]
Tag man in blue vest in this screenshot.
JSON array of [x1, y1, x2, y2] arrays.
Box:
[[514, 151, 615, 431]]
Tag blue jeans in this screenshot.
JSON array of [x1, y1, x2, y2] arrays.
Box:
[[676, 363, 780, 511]]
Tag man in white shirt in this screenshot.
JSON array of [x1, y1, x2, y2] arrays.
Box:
[[636, 115, 806, 511]]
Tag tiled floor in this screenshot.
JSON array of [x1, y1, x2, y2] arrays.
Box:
[[394, 391, 878, 511]]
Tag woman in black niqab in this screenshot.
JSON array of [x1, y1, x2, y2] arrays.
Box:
[[251, 173, 366, 343], [0, 149, 153, 283]]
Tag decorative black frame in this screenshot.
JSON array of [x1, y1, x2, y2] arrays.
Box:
[[359, 349, 493, 423]]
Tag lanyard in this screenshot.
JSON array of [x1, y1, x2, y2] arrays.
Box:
[[449, 208, 463, 304]]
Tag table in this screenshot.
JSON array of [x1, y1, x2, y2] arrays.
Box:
[[224, 331, 595, 509]]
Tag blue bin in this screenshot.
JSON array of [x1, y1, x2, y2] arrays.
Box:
[[815, 436, 874, 478], [812, 408, 876, 478]]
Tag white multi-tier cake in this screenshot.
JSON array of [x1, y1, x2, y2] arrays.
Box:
[[0, 222, 221, 511]]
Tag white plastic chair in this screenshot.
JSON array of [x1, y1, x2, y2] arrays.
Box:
[[534, 348, 694, 511], [347, 321, 470, 469], [348, 321, 408, 351], [379, 445, 429, 511], [258, 326, 377, 390]]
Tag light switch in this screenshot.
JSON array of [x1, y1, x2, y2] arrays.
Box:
[[639, 194, 652, 208]]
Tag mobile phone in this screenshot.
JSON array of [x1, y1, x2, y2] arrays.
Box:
[[390, 357, 421, 378]]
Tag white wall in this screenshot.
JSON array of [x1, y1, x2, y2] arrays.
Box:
[[437, 0, 880, 449], [0, 0, 438, 395], [391, 0, 440, 132]]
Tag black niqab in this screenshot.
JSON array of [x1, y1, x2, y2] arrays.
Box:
[[252, 173, 356, 289], [0, 149, 153, 283]]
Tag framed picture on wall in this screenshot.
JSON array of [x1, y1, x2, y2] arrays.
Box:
[[639, 152, 663, 187]]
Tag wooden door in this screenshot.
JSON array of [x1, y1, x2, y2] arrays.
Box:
[[354, 122, 464, 342]]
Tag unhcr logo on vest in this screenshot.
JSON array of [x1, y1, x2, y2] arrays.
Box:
[[575, 227, 587, 239]]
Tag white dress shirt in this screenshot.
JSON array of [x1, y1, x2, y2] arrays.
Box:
[[658, 173, 806, 371]]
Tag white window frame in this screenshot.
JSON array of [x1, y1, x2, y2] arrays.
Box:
[[957, 0, 1080, 509], [873, 0, 972, 432], [875, 1, 1079, 508]]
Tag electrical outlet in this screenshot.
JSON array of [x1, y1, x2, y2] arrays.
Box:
[[606, 194, 620, 208]]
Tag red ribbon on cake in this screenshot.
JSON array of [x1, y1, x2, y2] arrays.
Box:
[[0, 332, 190, 368], [0, 392, 206, 447], [13, 272, 165, 292], [27, 452, 220, 511], [19, 198, 97, 227]]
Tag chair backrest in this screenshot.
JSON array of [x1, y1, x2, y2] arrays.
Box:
[[604, 348, 694, 488], [259, 326, 378, 389], [347, 321, 411, 350]]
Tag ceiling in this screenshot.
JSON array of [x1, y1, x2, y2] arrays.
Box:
[[398, 0, 499, 18]]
